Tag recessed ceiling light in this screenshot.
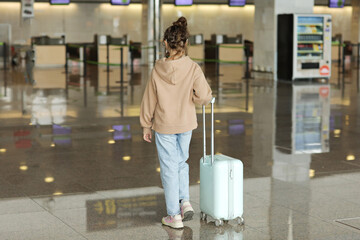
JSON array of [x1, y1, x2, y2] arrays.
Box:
[[45, 177, 54, 183]]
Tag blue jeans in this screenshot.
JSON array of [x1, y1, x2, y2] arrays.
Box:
[[155, 130, 192, 216]]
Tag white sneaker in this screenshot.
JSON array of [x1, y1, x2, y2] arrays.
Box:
[[181, 200, 194, 221], [161, 215, 184, 229]]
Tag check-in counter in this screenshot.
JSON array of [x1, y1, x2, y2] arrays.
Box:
[[32, 36, 66, 68], [331, 43, 342, 62], [210, 34, 244, 63], [188, 34, 204, 62], [219, 44, 245, 63], [98, 45, 129, 65], [97, 35, 128, 65], [331, 35, 342, 62], [34, 45, 66, 68]]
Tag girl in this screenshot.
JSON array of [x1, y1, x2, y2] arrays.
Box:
[[140, 17, 212, 229]]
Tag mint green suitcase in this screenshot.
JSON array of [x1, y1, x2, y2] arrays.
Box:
[[200, 98, 244, 227]]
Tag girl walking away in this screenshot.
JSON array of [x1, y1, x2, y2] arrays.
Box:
[[140, 17, 212, 229]]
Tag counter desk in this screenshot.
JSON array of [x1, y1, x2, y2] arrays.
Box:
[[98, 45, 129, 65], [188, 44, 204, 62], [331, 44, 341, 62], [34, 45, 66, 68], [218, 44, 245, 63]]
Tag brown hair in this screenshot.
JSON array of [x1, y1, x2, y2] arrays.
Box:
[[163, 17, 189, 58]]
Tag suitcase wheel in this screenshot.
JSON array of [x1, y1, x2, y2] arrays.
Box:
[[200, 212, 207, 221], [215, 219, 224, 227], [236, 216, 244, 225]]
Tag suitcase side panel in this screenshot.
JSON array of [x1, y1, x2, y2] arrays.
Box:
[[216, 155, 244, 220], [200, 157, 214, 215], [232, 160, 244, 219], [200, 156, 229, 219], [213, 159, 230, 219]]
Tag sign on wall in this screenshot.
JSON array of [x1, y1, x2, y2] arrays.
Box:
[[21, 0, 34, 18]]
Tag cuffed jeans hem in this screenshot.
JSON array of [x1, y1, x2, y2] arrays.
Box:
[[168, 211, 181, 216]]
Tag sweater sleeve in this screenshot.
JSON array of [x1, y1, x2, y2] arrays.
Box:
[[140, 73, 157, 130], [193, 66, 212, 105]]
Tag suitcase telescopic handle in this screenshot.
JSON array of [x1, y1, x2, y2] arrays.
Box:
[[202, 97, 215, 165]]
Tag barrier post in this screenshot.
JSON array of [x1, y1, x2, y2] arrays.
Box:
[[245, 78, 249, 112], [3, 43, 7, 70], [120, 47, 124, 117], [216, 45, 220, 77], [120, 47, 124, 86], [65, 43, 68, 74], [154, 45, 157, 64], [130, 45, 134, 75], [357, 43, 360, 68], [338, 40, 342, 67], [342, 44, 345, 74], [106, 41, 110, 73], [243, 47, 252, 79], [357, 43, 360, 92], [83, 44, 87, 77]]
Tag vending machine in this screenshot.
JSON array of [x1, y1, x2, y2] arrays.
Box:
[[277, 14, 332, 80]]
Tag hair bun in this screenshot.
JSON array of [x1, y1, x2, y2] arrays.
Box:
[[173, 17, 187, 28]]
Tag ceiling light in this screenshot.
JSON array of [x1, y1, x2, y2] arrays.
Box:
[[0, 148, 6, 153], [45, 177, 54, 183], [19, 165, 28, 171], [122, 156, 131, 161], [346, 155, 355, 161], [108, 140, 115, 144], [309, 169, 315, 178]]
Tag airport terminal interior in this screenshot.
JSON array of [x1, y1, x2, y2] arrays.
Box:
[[1, 0, 360, 239]]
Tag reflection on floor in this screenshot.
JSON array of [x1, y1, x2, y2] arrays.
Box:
[[0, 61, 360, 239]]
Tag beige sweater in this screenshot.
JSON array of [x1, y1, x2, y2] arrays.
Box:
[[140, 56, 212, 134]]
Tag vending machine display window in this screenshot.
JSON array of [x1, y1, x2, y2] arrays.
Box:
[[297, 17, 324, 60]]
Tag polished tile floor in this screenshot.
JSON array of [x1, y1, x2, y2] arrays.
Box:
[[0, 60, 360, 239]]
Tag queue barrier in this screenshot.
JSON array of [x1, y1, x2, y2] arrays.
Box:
[[200, 44, 251, 79], [65, 43, 251, 79], [330, 41, 360, 75]]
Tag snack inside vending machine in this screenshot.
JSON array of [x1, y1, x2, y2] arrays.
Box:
[[277, 14, 332, 80]]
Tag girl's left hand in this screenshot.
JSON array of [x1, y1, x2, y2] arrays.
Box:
[[143, 128, 152, 143]]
